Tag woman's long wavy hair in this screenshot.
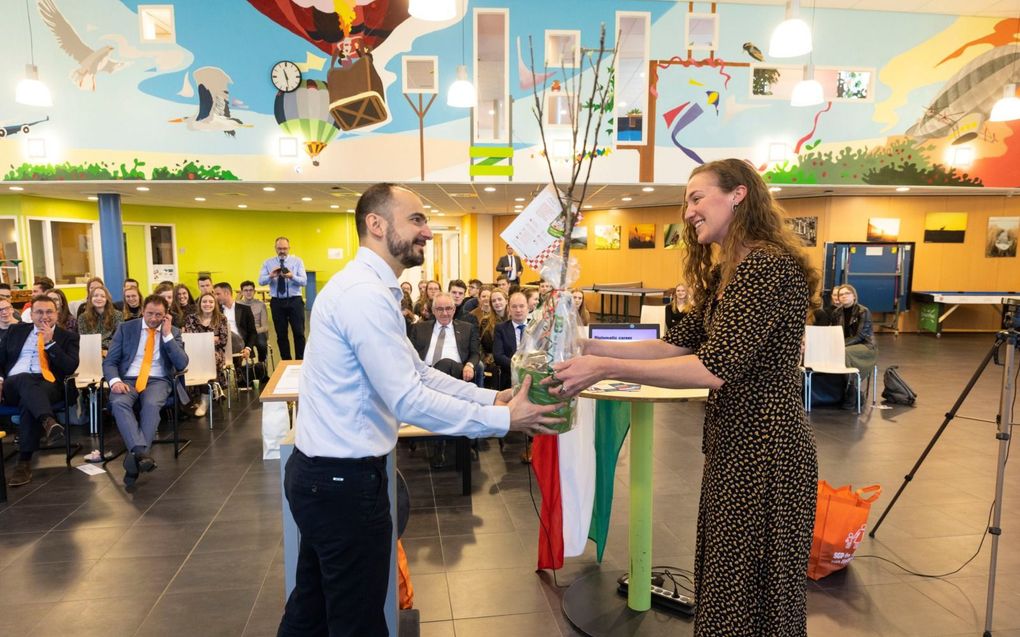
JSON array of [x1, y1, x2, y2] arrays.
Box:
[[681, 159, 819, 310], [82, 286, 118, 332]]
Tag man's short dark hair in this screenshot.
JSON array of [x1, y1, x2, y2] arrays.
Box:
[[34, 276, 55, 291], [143, 294, 169, 312], [468, 279, 482, 288], [355, 183, 398, 238], [198, 275, 212, 284], [124, 278, 139, 288], [448, 279, 466, 292], [214, 282, 233, 293], [275, 236, 289, 245], [240, 280, 255, 290], [31, 294, 57, 309], [495, 274, 508, 283], [0, 283, 11, 291]]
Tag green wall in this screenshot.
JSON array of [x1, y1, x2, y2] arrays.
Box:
[[0, 195, 358, 300]]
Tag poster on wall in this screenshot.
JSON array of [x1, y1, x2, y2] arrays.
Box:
[[924, 212, 967, 243], [570, 225, 588, 249], [867, 218, 900, 242], [986, 217, 1018, 257], [663, 223, 683, 249], [628, 224, 655, 249], [785, 217, 817, 247], [151, 264, 176, 283], [594, 225, 621, 250]]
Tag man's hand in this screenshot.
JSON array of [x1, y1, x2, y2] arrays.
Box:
[[242, 347, 252, 360], [505, 375, 565, 436], [111, 381, 130, 394], [284, 271, 294, 279], [39, 322, 55, 344], [269, 267, 281, 279], [161, 314, 173, 337], [462, 364, 474, 383]]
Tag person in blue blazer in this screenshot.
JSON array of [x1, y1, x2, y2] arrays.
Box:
[[103, 294, 189, 486], [492, 292, 530, 391]]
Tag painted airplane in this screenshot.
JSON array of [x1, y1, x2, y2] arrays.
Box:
[[0, 116, 50, 138]]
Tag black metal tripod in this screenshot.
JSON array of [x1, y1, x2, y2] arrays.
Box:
[[870, 324, 1018, 637]]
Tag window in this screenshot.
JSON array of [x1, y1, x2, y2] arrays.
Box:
[[150, 225, 174, 266], [474, 8, 509, 144], [402, 56, 438, 94], [139, 5, 175, 43], [615, 12, 650, 145], [751, 65, 874, 102], [545, 30, 580, 68], [545, 94, 573, 127], [0, 218, 22, 287], [29, 219, 100, 285], [685, 13, 719, 52]]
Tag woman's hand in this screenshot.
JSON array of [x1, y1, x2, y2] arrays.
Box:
[[547, 355, 608, 399]]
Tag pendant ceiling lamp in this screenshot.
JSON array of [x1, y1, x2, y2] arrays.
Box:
[[446, 0, 475, 108], [15, 0, 51, 107], [790, 2, 822, 107], [769, 0, 812, 59]]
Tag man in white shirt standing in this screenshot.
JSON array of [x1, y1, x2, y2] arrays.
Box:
[[277, 183, 563, 637]]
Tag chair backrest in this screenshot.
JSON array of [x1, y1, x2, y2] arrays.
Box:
[[639, 304, 666, 335], [803, 325, 848, 369], [75, 333, 103, 386], [181, 332, 218, 384]]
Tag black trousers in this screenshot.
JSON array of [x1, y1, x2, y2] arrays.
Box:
[[278, 449, 392, 637], [270, 297, 306, 360], [3, 373, 63, 454]]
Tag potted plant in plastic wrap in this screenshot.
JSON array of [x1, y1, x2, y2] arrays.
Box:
[[511, 26, 618, 433]]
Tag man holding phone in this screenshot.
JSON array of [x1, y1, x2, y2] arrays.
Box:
[[259, 236, 307, 360], [103, 295, 189, 487]]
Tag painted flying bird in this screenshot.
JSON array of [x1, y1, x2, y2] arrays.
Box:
[[38, 0, 126, 91], [169, 67, 252, 136], [743, 42, 764, 62]]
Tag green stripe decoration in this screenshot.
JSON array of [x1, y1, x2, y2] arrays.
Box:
[[469, 145, 513, 177]]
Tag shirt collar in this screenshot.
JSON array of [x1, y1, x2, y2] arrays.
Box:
[[356, 246, 402, 302]]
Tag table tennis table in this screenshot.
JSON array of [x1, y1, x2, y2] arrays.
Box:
[[582, 282, 670, 321], [913, 291, 1020, 336]]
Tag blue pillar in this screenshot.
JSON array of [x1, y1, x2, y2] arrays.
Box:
[[98, 193, 126, 303]]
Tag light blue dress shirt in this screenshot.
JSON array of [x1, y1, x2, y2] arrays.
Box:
[[296, 247, 509, 459], [258, 254, 307, 299]]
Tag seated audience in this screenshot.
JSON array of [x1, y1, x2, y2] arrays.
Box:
[[153, 282, 175, 309], [462, 278, 483, 314], [492, 291, 528, 391], [449, 279, 478, 328], [494, 274, 510, 296], [524, 288, 540, 319], [119, 285, 143, 321], [665, 282, 692, 332], [197, 275, 214, 297], [21, 276, 55, 320], [104, 294, 189, 487], [77, 285, 124, 353], [171, 284, 196, 328], [416, 280, 428, 304], [834, 283, 878, 408], [215, 282, 265, 384], [237, 280, 271, 365], [75, 277, 106, 317], [46, 288, 77, 332], [0, 297, 21, 345], [537, 279, 553, 307], [413, 280, 441, 321], [3, 295, 80, 487], [183, 292, 229, 417], [572, 289, 590, 327], [470, 286, 492, 326], [400, 281, 413, 299]]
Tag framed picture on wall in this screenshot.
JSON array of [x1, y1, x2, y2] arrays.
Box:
[[664, 223, 683, 249], [986, 216, 1018, 257], [924, 212, 967, 243], [867, 218, 900, 242], [628, 224, 655, 249], [785, 216, 817, 247], [594, 225, 621, 250], [570, 225, 588, 249]]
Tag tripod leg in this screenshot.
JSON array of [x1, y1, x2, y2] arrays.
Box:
[[984, 334, 1017, 637], [870, 336, 1003, 538]]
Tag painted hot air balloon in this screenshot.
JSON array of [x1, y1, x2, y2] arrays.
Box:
[[274, 79, 341, 166], [246, 0, 409, 55]]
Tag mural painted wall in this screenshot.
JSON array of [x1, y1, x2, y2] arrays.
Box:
[[1, 1, 1017, 187]]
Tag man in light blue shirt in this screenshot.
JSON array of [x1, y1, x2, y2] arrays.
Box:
[[278, 183, 562, 637], [258, 236, 307, 360]]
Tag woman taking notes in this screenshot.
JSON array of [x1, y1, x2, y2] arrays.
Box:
[[551, 159, 819, 636]]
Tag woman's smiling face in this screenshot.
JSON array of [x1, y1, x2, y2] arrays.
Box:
[[683, 171, 744, 246]]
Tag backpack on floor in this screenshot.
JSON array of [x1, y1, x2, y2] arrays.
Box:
[[881, 366, 917, 406]]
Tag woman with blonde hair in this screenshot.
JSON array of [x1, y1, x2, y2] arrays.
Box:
[[171, 283, 196, 328], [77, 285, 123, 352], [551, 158, 819, 637], [665, 282, 692, 331], [571, 289, 590, 327]]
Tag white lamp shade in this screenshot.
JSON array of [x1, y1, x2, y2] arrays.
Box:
[[769, 18, 812, 58], [447, 65, 476, 108], [409, 0, 456, 21], [989, 84, 1020, 122], [15, 65, 52, 108]]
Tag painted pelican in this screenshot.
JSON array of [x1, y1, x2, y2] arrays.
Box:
[[38, 0, 126, 91], [169, 67, 252, 137]]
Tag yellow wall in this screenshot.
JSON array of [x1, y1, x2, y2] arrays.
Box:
[[493, 195, 1020, 331]]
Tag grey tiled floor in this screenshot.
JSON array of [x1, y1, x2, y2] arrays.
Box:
[[2, 332, 1020, 636]]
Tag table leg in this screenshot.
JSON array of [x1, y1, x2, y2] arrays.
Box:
[[628, 401, 654, 611]]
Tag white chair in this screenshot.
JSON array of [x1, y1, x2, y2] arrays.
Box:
[[802, 325, 864, 414], [181, 332, 220, 429], [73, 334, 104, 436], [639, 304, 667, 335]]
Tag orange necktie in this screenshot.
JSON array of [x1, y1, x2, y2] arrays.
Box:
[[37, 332, 55, 382], [135, 328, 156, 393]]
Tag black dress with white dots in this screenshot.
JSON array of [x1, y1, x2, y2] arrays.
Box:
[[663, 245, 817, 637]]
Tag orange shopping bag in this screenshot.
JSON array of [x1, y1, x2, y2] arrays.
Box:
[[806, 481, 882, 580]]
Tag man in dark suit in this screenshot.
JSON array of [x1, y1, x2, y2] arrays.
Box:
[[104, 295, 189, 486], [495, 245, 524, 286], [2, 295, 80, 487], [492, 292, 530, 390], [214, 282, 266, 384], [409, 293, 480, 383]]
